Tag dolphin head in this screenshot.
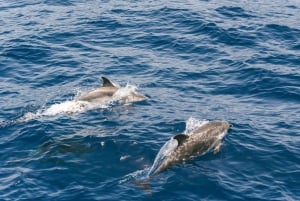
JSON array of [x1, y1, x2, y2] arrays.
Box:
[[118, 91, 147, 104], [218, 121, 231, 133], [219, 121, 232, 137], [127, 91, 147, 102], [113, 83, 147, 104]]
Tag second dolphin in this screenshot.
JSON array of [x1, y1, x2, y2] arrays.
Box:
[[148, 120, 231, 176]]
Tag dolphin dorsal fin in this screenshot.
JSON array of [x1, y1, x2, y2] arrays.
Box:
[[173, 134, 189, 147], [101, 77, 115, 87]]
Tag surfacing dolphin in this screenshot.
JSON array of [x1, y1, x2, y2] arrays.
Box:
[[77, 77, 147, 104], [148, 120, 231, 176]]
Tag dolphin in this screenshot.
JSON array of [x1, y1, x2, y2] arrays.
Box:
[[149, 121, 231, 176], [77, 77, 147, 104]]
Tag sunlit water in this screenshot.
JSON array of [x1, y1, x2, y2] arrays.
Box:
[[1, 0, 299, 200]]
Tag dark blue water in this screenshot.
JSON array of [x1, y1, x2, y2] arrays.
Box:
[[1, 0, 300, 200]]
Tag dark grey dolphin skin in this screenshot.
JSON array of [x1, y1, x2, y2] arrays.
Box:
[[77, 77, 147, 104], [152, 121, 231, 176]]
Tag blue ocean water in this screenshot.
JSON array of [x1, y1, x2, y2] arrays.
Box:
[[1, 0, 300, 200]]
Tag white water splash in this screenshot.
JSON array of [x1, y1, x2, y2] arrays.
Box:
[[112, 84, 145, 104], [184, 117, 209, 135], [113, 84, 137, 99]]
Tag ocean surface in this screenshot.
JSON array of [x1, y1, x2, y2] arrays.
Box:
[[1, 0, 300, 200]]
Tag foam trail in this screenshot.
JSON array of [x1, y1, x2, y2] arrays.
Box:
[[43, 101, 95, 116], [16, 100, 107, 123]]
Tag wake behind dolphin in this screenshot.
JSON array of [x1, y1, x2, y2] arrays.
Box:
[[15, 77, 147, 123]]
